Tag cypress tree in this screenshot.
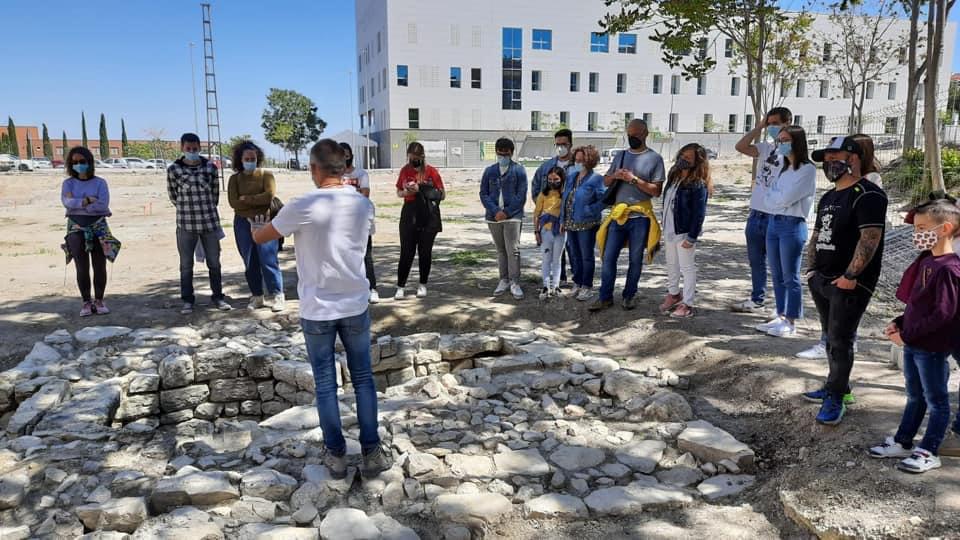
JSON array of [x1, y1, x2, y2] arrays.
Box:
[[7, 118, 19, 157], [121, 119, 129, 155], [81, 112, 88, 148], [1, 133, 7, 154], [98, 113, 109, 159], [61, 131, 68, 158], [42, 124, 52, 158], [26, 135, 33, 159]]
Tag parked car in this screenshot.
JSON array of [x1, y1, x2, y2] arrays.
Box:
[[31, 157, 52, 169], [14, 158, 37, 171], [202, 154, 231, 170], [148, 159, 169, 169], [0, 154, 16, 172], [122, 157, 156, 169], [103, 158, 128, 168], [875, 137, 902, 151], [95, 159, 113, 169], [52, 159, 64, 168]]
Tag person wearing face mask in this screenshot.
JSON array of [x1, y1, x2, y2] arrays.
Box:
[[60, 146, 121, 317], [869, 200, 960, 472], [531, 129, 576, 287], [340, 142, 379, 304], [394, 141, 445, 300], [560, 146, 607, 300], [592, 119, 665, 312], [228, 140, 284, 312], [533, 166, 567, 299], [480, 137, 528, 299], [732, 107, 794, 314], [168, 132, 232, 314], [753, 125, 817, 338], [801, 136, 888, 426]]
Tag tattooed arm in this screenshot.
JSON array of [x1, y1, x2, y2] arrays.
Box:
[[834, 227, 883, 290], [804, 229, 819, 276]]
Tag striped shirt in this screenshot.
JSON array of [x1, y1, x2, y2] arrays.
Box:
[[167, 157, 221, 233]]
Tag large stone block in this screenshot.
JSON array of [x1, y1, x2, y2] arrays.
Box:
[[116, 393, 161, 422], [159, 354, 195, 389], [160, 385, 210, 413], [7, 379, 69, 435], [209, 378, 259, 403], [677, 420, 756, 471], [434, 493, 513, 527], [439, 333, 503, 361], [243, 348, 282, 379], [128, 372, 160, 394], [272, 360, 313, 389], [603, 369, 659, 401], [194, 347, 242, 381], [33, 381, 122, 440], [75, 497, 148, 533], [151, 471, 239, 512], [75, 326, 132, 348]]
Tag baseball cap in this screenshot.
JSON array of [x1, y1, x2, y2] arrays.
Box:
[[811, 136, 863, 162]]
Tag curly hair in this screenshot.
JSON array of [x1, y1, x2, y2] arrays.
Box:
[[231, 140, 264, 173], [572, 145, 600, 171], [65, 146, 96, 178]]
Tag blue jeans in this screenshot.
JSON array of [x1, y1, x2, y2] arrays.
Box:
[[176, 228, 224, 304], [567, 227, 598, 288], [766, 215, 807, 319], [954, 349, 960, 434], [894, 346, 952, 454], [600, 216, 650, 302], [745, 211, 769, 304], [301, 310, 380, 455], [234, 215, 283, 297]]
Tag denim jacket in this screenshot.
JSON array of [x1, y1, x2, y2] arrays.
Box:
[[664, 178, 708, 243], [480, 162, 528, 221], [531, 157, 574, 203], [560, 171, 606, 227]]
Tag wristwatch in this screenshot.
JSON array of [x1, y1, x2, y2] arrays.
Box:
[[842, 271, 859, 281]]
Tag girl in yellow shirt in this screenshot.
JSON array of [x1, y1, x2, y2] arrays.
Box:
[[534, 166, 566, 299]]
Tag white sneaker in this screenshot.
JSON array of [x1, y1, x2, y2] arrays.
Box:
[[510, 282, 524, 299], [576, 288, 595, 301], [767, 319, 796, 338], [271, 293, 286, 312], [394, 287, 405, 300], [570, 284, 581, 297], [493, 279, 510, 296], [416, 285, 428, 298], [731, 299, 766, 313], [755, 316, 783, 332], [869, 436, 913, 459], [897, 448, 941, 473], [180, 303, 194, 315], [215, 299, 233, 311], [539, 287, 550, 300], [248, 295, 265, 310], [796, 342, 828, 359], [369, 290, 381, 304]]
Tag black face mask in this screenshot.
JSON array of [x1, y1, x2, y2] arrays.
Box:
[[824, 160, 849, 183], [345, 157, 354, 168], [628, 136, 645, 150], [410, 159, 423, 168], [675, 158, 693, 170]]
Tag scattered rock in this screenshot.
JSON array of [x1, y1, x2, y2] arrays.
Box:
[[240, 468, 298, 501], [75, 326, 132, 347], [697, 474, 756, 501], [549, 445, 606, 471], [584, 482, 692, 515], [434, 493, 513, 527], [615, 440, 666, 473], [318, 507, 381, 540], [493, 448, 550, 477], [523, 493, 589, 519], [151, 471, 240, 512], [603, 370, 659, 401], [75, 497, 149, 533], [677, 421, 755, 471]]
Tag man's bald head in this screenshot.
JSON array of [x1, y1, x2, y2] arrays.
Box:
[[627, 118, 648, 138]]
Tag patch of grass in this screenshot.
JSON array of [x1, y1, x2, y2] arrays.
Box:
[[449, 250, 491, 266], [7, 247, 56, 257], [443, 217, 475, 225], [377, 201, 404, 209]]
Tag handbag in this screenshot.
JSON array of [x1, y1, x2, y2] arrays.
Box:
[[269, 196, 284, 218], [602, 150, 628, 207], [415, 183, 443, 233]]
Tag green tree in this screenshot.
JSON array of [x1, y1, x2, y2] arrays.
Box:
[[7, 118, 19, 157], [125, 141, 156, 159], [261, 88, 327, 164], [26, 134, 33, 159], [81, 112, 89, 148], [121, 119, 129, 155], [225, 134, 254, 153], [98, 113, 109, 159], [61, 131, 68, 158], [42, 124, 52, 158], [0, 133, 7, 154]]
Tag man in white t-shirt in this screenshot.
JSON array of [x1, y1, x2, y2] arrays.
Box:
[[340, 142, 380, 304], [252, 139, 390, 480]]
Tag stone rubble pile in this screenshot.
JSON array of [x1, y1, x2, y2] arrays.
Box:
[[0, 319, 758, 539]]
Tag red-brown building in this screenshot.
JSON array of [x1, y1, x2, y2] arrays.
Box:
[[3, 126, 41, 157]]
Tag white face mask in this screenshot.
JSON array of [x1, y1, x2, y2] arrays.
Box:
[[912, 225, 943, 251], [556, 145, 570, 158]]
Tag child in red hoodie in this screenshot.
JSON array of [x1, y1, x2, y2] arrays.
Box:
[[868, 200, 960, 473]]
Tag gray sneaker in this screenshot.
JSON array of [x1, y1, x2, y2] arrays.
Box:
[[325, 452, 348, 480], [361, 445, 393, 478], [622, 296, 637, 310]]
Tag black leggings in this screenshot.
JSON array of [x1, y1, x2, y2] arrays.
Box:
[[398, 209, 437, 287], [364, 236, 377, 290], [66, 232, 107, 302]]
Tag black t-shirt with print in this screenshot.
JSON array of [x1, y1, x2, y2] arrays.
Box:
[[813, 178, 888, 292]]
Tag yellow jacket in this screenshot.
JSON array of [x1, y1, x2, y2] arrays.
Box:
[[596, 200, 662, 263], [533, 190, 563, 233]]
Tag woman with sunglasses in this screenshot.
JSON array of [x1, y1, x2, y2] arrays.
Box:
[[60, 146, 120, 316]]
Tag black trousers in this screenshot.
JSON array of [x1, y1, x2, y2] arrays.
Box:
[[364, 236, 377, 290], [66, 232, 107, 302], [808, 273, 873, 397], [398, 205, 437, 287]]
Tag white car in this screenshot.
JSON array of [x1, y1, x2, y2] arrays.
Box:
[[148, 159, 169, 169], [103, 158, 129, 168], [95, 159, 113, 169], [31, 157, 52, 169], [122, 157, 156, 169], [0, 154, 16, 172]]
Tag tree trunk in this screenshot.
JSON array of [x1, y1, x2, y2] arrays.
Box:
[[903, 0, 923, 151], [856, 86, 867, 132], [925, 0, 947, 193]]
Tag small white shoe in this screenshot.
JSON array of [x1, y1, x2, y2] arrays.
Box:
[[539, 287, 550, 300], [394, 287, 405, 300], [755, 316, 784, 333], [796, 342, 828, 359], [868, 436, 913, 459], [569, 284, 581, 297], [416, 285, 428, 298], [897, 448, 942, 474], [369, 290, 381, 304], [766, 319, 797, 338], [248, 295, 265, 310], [510, 282, 524, 299], [493, 279, 510, 296], [271, 293, 286, 312], [576, 288, 595, 301]]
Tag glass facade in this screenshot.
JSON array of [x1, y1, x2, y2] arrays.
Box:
[[397, 65, 408, 87], [502, 28, 522, 110], [532, 29, 552, 50], [450, 67, 462, 88]]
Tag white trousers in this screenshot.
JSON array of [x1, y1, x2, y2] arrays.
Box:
[[540, 229, 566, 288], [664, 237, 697, 306]]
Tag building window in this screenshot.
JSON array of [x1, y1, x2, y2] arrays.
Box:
[[532, 29, 552, 50], [532, 70, 542, 91], [359, 85, 364, 104], [696, 76, 706, 95], [780, 81, 790, 98], [885, 117, 899, 134], [898, 46, 907, 65], [653, 75, 662, 94], [560, 111, 570, 126], [731, 77, 740, 96], [377, 31, 382, 53], [817, 115, 826, 134], [590, 32, 609, 53], [888, 82, 897, 100], [531, 111, 542, 131], [669, 113, 678, 132], [796, 79, 805, 98], [643, 112, 652, 126], [588, 112, 599, 131], [697, 38, 708, 60], [589, 72, 599, 93], [358, 55, 362, 73], [795, 114, 804, 127], [408, 108, 419, 129], [570, 72, 580, 92], [502, 27, 522, 110], [724, 39, 733, 58], [370, 77, 374, 98], [703, 114, 713, 132], [745, 114, 754, 131], [471, 68, 482, 89], [625, 112, 634, 124], [450, 24, 461, 46], [671, 75, 680, 95], [820, 80, 829, 98], [822, 43, 831, 61], [450, 67, 462, 88], [728, 114, 737, 133], [617, 73, 627, 94], [618, 33, 637, 54], [866, 81, 875, 99]]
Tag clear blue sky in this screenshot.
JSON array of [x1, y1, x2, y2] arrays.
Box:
[[2, 0, 960, 159]]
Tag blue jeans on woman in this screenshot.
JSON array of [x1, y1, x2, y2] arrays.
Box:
[[894, 345, 952, 454], [745, 210, 769, 305], [234, 215, 283, 297], [301, 310, 381, 456], [599, 216, 651, 302], [567, 227, 598, 288], [766, 215, 807, 319]]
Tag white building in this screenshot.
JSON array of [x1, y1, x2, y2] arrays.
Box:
[[354, 0, 956, 167]]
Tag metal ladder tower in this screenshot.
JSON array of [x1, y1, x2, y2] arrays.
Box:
[[201, 3, 224, 188]]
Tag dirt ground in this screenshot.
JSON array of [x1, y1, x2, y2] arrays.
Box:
[[1, 163, 959, 538]]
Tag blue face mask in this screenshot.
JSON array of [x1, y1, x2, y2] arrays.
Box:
[[184, 151, 201, 162], [73, 164, 89, 175], [777, 142, 793, 156], [497, 156, 511, 168], [572, 163, 584, 174], [243, 161, 257, 172], [766, 126, 781, 139]]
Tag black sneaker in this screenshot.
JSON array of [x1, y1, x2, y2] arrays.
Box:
[[361, 445, 393, 478], [622, 297, 637, 310]]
